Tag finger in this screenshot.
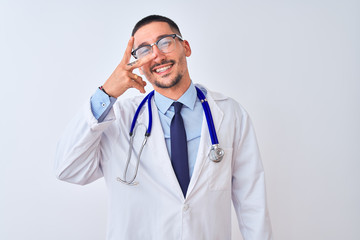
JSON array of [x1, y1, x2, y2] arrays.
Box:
[[120, 37, 135, 65], [128, 75, 146, 93], [125, 53, 156, 71], [127, 59, 139, 67], [129, 72, 146, 87]]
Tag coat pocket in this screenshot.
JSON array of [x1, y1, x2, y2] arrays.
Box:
[[208, 147, 233, 191]]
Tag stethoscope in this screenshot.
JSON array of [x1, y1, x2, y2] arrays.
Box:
[[117, 86, 225, 185]]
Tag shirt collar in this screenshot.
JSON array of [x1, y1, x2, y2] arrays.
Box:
[[154, 81, 197, 114]]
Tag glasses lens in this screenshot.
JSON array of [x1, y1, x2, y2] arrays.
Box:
[[136, 46, 152, 59], [157, 36, 176, 53]]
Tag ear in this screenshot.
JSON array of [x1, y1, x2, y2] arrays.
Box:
[[183, 40, 191, 57]]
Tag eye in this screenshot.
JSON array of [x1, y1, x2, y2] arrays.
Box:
[[136, 46, 151, 58], [158, 37, 173, 50]]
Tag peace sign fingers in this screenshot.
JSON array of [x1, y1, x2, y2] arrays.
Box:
[[101, 36, 155, 98]]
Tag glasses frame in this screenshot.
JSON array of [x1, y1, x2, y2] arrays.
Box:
[[131, 34, 183, 59]]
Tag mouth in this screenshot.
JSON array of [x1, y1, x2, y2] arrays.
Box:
[[151, 60, 175, 75]]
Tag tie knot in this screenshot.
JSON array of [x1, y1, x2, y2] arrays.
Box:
[[173, 102, 183, 114]]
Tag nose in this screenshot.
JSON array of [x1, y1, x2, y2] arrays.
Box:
[[152, 45, 166, 62]]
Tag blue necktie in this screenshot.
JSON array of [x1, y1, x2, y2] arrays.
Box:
[[170, 102, 190, 197]]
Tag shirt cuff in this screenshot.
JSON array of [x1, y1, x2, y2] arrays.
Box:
[[90, 88, 117, 123]]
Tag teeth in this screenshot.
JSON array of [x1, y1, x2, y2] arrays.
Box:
[[155, 65, 171, 73]]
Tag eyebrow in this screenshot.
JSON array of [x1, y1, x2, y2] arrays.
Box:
[[135, 34, 174, 49]]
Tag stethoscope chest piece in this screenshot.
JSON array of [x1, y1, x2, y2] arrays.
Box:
[[209, 144, 225, 163]]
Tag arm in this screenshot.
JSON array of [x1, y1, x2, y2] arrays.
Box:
[[231, 108, 273, 240], [54, 100, 116, 185], [54, 37, 156, 185]]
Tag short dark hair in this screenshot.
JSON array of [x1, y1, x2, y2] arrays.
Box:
[[131, 15, 182, 37]]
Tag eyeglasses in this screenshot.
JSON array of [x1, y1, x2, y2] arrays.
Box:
[[131, 34, 183, 59]]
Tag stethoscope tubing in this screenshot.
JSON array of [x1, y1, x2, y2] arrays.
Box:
[[195, 87, 219, 145], [146, 91, 154, 136], [130, 91, 154, 136]]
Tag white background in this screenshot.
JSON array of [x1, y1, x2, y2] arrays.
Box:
[[0, 0, 359, 239]]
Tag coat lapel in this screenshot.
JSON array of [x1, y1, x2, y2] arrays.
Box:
[[186, 90, 224, 197]]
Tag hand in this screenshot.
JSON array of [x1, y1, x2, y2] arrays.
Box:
[[102, 37, 156, 98]]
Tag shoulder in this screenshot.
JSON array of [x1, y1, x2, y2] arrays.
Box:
[[195, 83, 248, 116]]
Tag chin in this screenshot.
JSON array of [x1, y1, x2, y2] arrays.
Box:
[[153, 74, 183, 89]]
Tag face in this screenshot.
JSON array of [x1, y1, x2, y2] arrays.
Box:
[[133, 22, 191, 90]]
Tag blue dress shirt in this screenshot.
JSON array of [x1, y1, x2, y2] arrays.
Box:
[[90, 82, 204, 178]]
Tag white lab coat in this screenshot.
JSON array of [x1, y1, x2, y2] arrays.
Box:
[[55, 85, 272, 240]]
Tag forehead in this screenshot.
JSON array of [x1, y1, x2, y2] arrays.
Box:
[[133, 22, 175, 47]]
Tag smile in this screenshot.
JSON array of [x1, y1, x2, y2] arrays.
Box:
[[155, 65, 172, 73], [151, 60, 176, 75]]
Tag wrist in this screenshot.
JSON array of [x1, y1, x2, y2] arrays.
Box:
[[99, 86, 110, 97]]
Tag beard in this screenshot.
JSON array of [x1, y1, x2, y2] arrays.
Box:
[[153, 73, 183, 89], [146, 59, 184, 89]]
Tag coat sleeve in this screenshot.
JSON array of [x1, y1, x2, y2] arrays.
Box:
[[231, 105, 273, 240], [54, 101, 117, 185]]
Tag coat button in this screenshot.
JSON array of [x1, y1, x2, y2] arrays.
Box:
[[183, 204, 189, 212]]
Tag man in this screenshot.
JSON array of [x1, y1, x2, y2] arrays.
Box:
[[55, 15, 273, 240]]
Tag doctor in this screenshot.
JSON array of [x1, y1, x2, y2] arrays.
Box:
[[55, 15, 273, 240]]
